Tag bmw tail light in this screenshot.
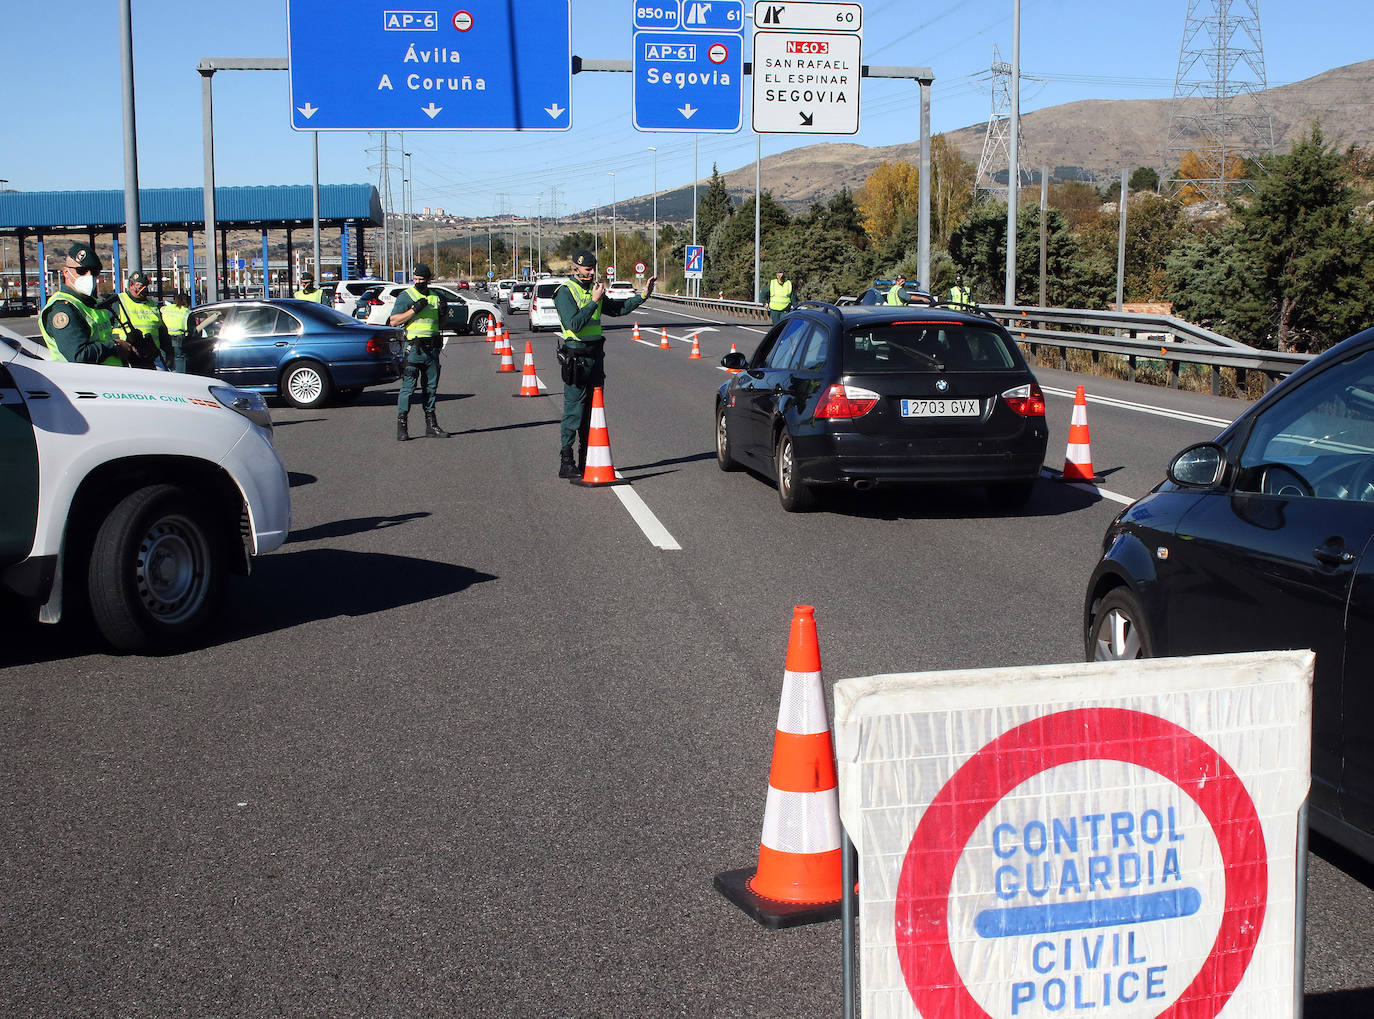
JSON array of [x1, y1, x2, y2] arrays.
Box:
[[1001, 382, 1046, 417], [366, 337, 386, 355], [815, 383, 880, 419]]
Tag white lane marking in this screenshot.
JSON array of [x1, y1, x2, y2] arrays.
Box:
[[611, 473, 682, 550], [1038, 468, 1137, 506], [642, 305, 769, 334], [1042, 385, 1233, 428]]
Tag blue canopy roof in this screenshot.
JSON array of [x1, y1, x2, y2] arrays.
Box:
[[0, 184, 383, 234]]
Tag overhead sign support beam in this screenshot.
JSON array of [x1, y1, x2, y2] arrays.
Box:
[[862, 64, 935, 298]]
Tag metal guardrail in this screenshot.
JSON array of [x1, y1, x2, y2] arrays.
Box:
[[656, 293, 1312, 396]]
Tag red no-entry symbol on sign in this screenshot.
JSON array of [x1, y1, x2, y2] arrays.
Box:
[[452, 10, 473, 31]]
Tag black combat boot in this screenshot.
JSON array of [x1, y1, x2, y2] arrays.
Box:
[[424, 409, 451, 438], [558, 446, 577, 479], [397, 413, 410, 441]]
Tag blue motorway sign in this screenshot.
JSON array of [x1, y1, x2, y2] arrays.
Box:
[[684, 244, 704, 278], [680, 0, 745, 31], [287, 0, 571, 131], [633, 30, 742, 133]]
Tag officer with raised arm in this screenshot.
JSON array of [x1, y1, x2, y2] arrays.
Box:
[[554, 250, 655, 478], [390, 262, 451, 441]]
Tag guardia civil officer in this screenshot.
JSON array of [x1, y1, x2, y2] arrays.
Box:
[[161, 291, 192, 372], [39, 242, 138, 365], [554, 250, 655, 478], [886, 272, 909, 306], [113, 270, 171, 368], [947, 273, 974, 308], [767, 269, 794, 324], [295, 272, 327, 303], [389, 262, 451, 441]]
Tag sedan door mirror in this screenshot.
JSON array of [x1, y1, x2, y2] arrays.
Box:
[[721, 351, 747, 371], [1168, 442, 1227, 488]]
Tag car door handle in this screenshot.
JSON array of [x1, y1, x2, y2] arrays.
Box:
[[1313, 543, 1357, 566], [274, 341, 289, 347]]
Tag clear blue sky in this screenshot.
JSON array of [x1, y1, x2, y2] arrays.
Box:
[[2, 1, 1366, 220]]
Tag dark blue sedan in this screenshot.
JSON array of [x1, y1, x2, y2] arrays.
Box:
[[183, 299, 401, 408]]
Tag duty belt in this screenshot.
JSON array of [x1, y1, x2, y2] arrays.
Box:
[[565, 341, 604, 353]]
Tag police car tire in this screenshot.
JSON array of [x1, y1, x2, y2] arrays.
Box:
[[282, 359, 333, 409], [87, 484, 229, 652], [469, 312, 491, 336]]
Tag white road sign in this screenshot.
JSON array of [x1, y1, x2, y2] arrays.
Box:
[[752, 30, 860, 134], [752, 1, 862, 33]]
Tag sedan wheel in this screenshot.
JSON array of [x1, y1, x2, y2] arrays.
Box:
[[776, 431, 816, 512], [716, 406, 740, 472], [282, 359, 332, 409], [470, 312, 491, 336], [1089, 589, 1155, 661]]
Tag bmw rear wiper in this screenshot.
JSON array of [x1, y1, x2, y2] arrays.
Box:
[[907, 349, 946, 371]]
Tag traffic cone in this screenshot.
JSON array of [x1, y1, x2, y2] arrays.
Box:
[[490, 322, 503, 354], [715, 605, 843, 930], [570, 387, 624, 487], [659, 326, 671, 350], [1056, 385, 1102, 483], [632, 320, 643, 343], [726, 343, 742, 373], [689, 333, 703, 359], [497, 339, 517, 373], [514, 341, 544, 397], [486, 319, 497, 344], [502, 326, 514, 357]]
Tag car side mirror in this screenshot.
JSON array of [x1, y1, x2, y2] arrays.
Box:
[[721, 351, 747, 371], [1168, 442, 1227, 487]]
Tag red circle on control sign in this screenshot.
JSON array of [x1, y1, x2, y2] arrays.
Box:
[[709, 43, 728, 64], [894, 706, 1268, 1019], [453, 11, 473, 31]]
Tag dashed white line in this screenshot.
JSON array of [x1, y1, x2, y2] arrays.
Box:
[[1042, 385, 1233, 428], [611, 476, 682, 550]]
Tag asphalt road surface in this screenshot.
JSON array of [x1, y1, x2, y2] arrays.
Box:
[[4, 303, 1372, 1017]]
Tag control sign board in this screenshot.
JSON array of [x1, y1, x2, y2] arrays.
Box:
[[634, 1, 745, 133], [834, 651, 1313, 1019], [752, 30, 860, 134], [287, 0, 572, 131]]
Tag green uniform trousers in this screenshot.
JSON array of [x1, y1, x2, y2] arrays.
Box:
[[559, 345, 606, 451], [397, 340, 442, 415]]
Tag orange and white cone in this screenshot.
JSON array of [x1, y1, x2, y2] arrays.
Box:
[[570, 387, 623, 487], [490, 322, 503, 354], [514, 341, 545, 396], [497, 338, 517, 373], [1057, 384, 1101, 482], [659, 326, 671, 350], [486, 319, 497, 344], [689, 333, 702, 359], [715, 605, 843, 929], [632, 320, 643, 343]]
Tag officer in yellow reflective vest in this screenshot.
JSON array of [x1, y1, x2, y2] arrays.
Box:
[[886, 272, 909, 305], [295, 272, 327, 303], [388, 263, 450, 441], [947, 273, 974, 308], [554, 250, 655, 478], [768, 269, 794, 324], [113, 271, 171, 368], [39, 242, 137, 365], [161, 291, 192, 372]]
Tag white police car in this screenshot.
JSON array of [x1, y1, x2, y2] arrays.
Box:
[[1, 324, 291, 652]]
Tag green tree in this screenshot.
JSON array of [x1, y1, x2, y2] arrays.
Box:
[[1232, 126, 1374, 352], [950, 202, 1103, 307], [696, 164, 735, 252], [1129, 166, 1160, 193]]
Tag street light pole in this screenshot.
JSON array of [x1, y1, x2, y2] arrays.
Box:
[[648, 146, 658, 279], [608, 171, 617, 279]]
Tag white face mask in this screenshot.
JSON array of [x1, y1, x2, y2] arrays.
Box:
[[71, 272, 96, 297]]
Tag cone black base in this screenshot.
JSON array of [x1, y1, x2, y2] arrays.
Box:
[[713, 868, 841, 930], [569, 477, 628, 487]]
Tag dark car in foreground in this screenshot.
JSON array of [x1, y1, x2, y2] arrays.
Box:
[[716, 301, 1048, 511], [183, 298, 401, 409], [1083, 325, 1374, 862]]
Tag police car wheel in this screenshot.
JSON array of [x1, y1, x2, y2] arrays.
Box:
[[776, 431, 817, 512], [87, 484, 228, 652], [469, 312, 491, 336], [282, 359, 333, 409]]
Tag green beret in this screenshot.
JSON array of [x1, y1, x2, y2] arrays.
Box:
[[412, 262, 432, 279], [572, 250, 597, 268], [67, 242, 102, 272]]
